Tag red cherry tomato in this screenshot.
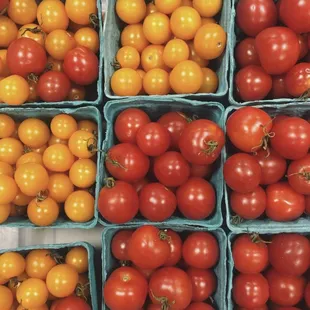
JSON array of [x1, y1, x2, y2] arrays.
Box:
[[266, 182, 305, 222], [269, 233, 310, 277], [103, 266, 148, 310], [182, 232, 219, 269], [105, 143, 150, 182], [235, 65, 272, 101], [7, 38, 47, 78], [176, 177, 215, 220], [270, 75, 291, 99], [235, 38, 260, 68], [190, 164, 213, 179], [111, 230, 133, 261], [305, 282, 310, 308], [255, 27, 299, 75], [179, 119, 225, 165], [37, 71, 71, 102], [230, 186, 266, 220], [298, 34, 309, 59], [114, 108, 151, 144], [236, 0, 277, 37], [55, 296, 91, 310], [149, 267, 192, 310], [63, 46, 99, 85], [224, 153, 262, 193], [98, 180, 139, 224], [139, 182, 177, 221], [127, 225, 170, 269], [163, 229, 182, 267], [186, 304, 214, 310]]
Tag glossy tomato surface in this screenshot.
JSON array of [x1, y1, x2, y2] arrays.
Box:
[[55, 296, 91, 310], [235, 38, 260, 68]]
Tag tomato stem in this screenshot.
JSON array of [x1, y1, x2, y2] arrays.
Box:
[[250, 233, 271, 244], [27, 73, 39, 83], [36, 189, 49, 202], [251, 124, 275, 157], [104, 177, 116, 188], [89, 13, 99, 29], [85, 137, 98, 153], [48, 250, 65, 264], [231, 215, 243, 225], [158, 230, 171, 243], [287, 170, 310, 180], [75, 282, 89, 301], [200, 140, 218, 156], [105, 153, 127, 170], [112, 57, 121, 70], [176, 111, 192, 123], [150, 290, 175, 310]]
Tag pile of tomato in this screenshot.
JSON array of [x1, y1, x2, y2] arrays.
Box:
[[98, 107, 225, 224], [224, 106, 310, 222], [110, 0, 226, 96], [104, 226, 219, 310], [234, 0, 310, 102], [0, 113, 98, 226], [0, 246, 92, 310], [232, 233, 310, 309], [0, 0, 99, 105]]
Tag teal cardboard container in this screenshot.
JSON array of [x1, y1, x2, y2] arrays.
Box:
[[224, 103, 310, 233], [99, 98, 225, 229], [103, 0, 231, 99], [0, 106, 103, 229], [102, 225, 227, 310], [0, 241, 98, 310]]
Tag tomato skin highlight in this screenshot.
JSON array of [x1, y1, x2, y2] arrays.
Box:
[[54, 295, 91, 310]]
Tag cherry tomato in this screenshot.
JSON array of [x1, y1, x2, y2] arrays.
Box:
[[199, 68, 218, 93], [0, 252, 25, 279], [298, 34, 309, 59], [69, 158, 96, 188], [17, 24, 45, 46], [65, 0, 97, 25], [188, 41, 209, 68], [163, 39, 189, 69], [128, 225, 170, 269], [143, 68, 170, 95], [132, 178, 149, 193], [116, 46, 140, 70], [47, 56, 63, 72], [0, 137, 23, 164], [111, 230, 133, 261], [236, 0, 277, 37], [8, 0, 37, 25], [77, 120, 97, 134], [116, 0, 146, 24], [0, 75, 29, 105], [0, 285, 13, 310], [98, 180, 139, 224], [153, 151, 190, 187], [141, 44, 166, 72], [121, 24, 149, 53], [111, 68, 142, 96], [68, 130, 96, 159], [65, 246, 88, 274], [155, 0, 181, 14], [182, 232, 219, 269], [0, 115, 15, 139], [104, 267, 148, 310], [0, 16, 18, 48], [74, 27, 99, 54], [235, 38, 260, 68], [54, 296, 91, 310], [51, 114, 77, 140], [266, 182, 305, 222], [63, 47, 99, 85], [270, 75, 291, 99], [164, 229, 182, 267], [193, 0, 221, 17]]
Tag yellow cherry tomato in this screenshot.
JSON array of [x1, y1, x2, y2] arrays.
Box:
[[143, 12, 171, 45], [65, 247, 88, 274], [18, 119, 50, 149], [0, 203, 11, 224], [8, 0, 37, 25], [0, 17, 18, 48], [16, 152, 43, 168], [188, 41, 209, 67], [46, 264, 79, 298], [198, 67, 218, 93], [74, 27, 99, 53], [141, 44, 167, 72], [14, 163, 49, 197], [111, 68, 142, 96], [0, 175, 18, 204], [65, 0, 97, 26], [143, 68, 170, 95], [116, 46, 140, 70], [0, 50, 9, 77], [193, 0, 222, 17], [0, 252, 26, 279], [121, 24, 149, 53], [69, 158, 96, 188], [194, 23, 226, 60], [155, 0, 181, 14], [0, 137, 23, 165], [37, 0, 69, 33], [47, 173, 74, 203], [12, 189, 33, 206], [170, 7, 201, 40], [16, 278, 48, 308], [43, 144, 75, 172], [64, 190, 94, 222], [0, 114, 15, 138], [146, 2, 158, 14], [48, 135, 68, 146], [18, 24, 46, 46], [0, 75, 29, 106], [0, 285, 13, 310], [0, 162, 13, 177], [169, 60, 203, 94], [67, 84, 86, 101], [77, 120, 97, 134], [116, 0, 146, 24], [201, 17, 216, 25], [50, 114, 78, 140], [46, 56, 63, 72], [163, 39, 189, 68]]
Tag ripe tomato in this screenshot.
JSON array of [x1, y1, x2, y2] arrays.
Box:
[[77, 120, 97, 134], [63, 47, 98, 85], [285, 63, 310, 98], [163, 39, 189, 69], [187, 267, 216, 302], [155, 0, 181, 14], [0, 203, 11, 224], [233, 273, 269, 308], [139, 183, 176, 221], [111, 68, 142, 96], [0, 285, 13, 310], [271, 117, 310, 160], [266, 268, 305, 306], [199, 68, 218, 93], [74, 27, 99, 53], [18, 24, 45, 46], [116, 46, 140, 70], [233, 234, 269, 274], [235, 38, 260, 68], [170, 7, 201, 41], [116, 0, 146, 24], [177, 177, 215, 220], [111, 230, 133, 261], [266, 182, 305, 221], [153, 151, 190, 187], [149, 267, 192, 309], [121, 24, 149, 53], [182, 232, 219, 269], [280, 0, 310, 34], [0, 16, 18, 48], [141, 45, 166, 72], [235, 65, 272, 101], [8, 0, 37, 25], [0, 137, 23, 164], [50, 114, 77, 140], [0, 175, 17, 204], [270, 75, 291, 99], [194, 24, 226, 60], [0, 0, 8, 11], [65, 247, 88, 274], [190, 164, 213, 179], [179, 119, 225, 165], [269, 234, 310, 277], [186, 303, 215, 310], [54, 296, 91, 310], [188, 41, 209, 68], [0, 114, 15, 139], [231, 186, 266, 220], [128, 225, 170, 269], [69, 158, 96, 188], [164, 229, 182, 267], [99, 179, 138, 224], [193, 0, 221, 17], [0, 252, 25, 279], [68, 130, 96, 159], [65, 0, 97, 25], [0, 161, 13, 176], [236, 0, 277, 37], [226, 107, 272, 153], [224, 153, 262, 193], [256, 27, 299, 75], [104, 267, 148, 310], [298, 34, 309, 59], [143, 68, 170, 95]]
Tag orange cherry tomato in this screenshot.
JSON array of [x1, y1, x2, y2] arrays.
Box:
[[0, 50, 9, 77], [0, 137, 23, 165], [199, 67, 219, 93], [146, 2, 158, 14], [0, 75, 29, 105], [201, 17, 216, 25], [67, 84, 86, 101], [47, 56, 63, 72], [0, 252, 25, 279], [141, 44, 167, 72], [47, 173, 74, 203], [69, 20, 88, 32], [0, 285, 13, 310], [48, 135, 68, 146], [0, 175, 17, 204], [194, 23, 226, 60], [69, 158, 96, 188], [193, 0, 222, 17], [116, 46, 140, 70], [0, 203, 11, 224], [12, 189, 33, 206], [136, 69, 146, 94], [68, 130, 96, 159], [155, 0, 181, 14], [143, 12, 171, 45], [121, 24, 149, 53], [77, 120, 97, 134], [188, 41, 209, 67], [111, 68, 142, 96], [163, 39, 189, 68], [116, 0, 146, 24], [16, 152, 43, 168], [0, 161, 13, 177], [143, 68, 170, 95], [18, 24, 46, 46], [8, 0, 37, 25], [74, 27, 99, 53], [0, 16, 18, 48], [169, 60, 203, 93], [27, 80, 39, 103], [170, 7, 201, 40], [50, 114, 78, 140], [65, 246, 88, 274], [0, 114, 15, 138], [65, 0, 97, 26]]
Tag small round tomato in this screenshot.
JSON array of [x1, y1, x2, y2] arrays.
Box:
[[116, 0, 146, 24], [65, 0, 97, 25], [141, 45, 166, 72], [0, 114, 15, 138], [121, 24, 149, 53], [53, 296, 90, 310], [0, 252, 25, 279], [16, 152, 43, 168], [78, 120, 97, 134], [163, 39, 189, 69], [164, 229, 182, 267], [116, 46, 140, 70], [155, 0, 181, 14], [298, 34, 309, 59], [0, 175, 16, 204], [0, 161, 13, 177], [8, 0, 37, 25], [69, 158, 96, 188], [0, 16, 18, 48], [0, 285, 13, 310], [74, 27, 99, 53], [111, 230, 133, 261], [0, 137, 23, 164], [143, 68, 170, 95], [188, 41, 209, 68], [199, 68, 218, 93], [12, 188, 32, 207], [270, 74, 291, 99], [51, 114, 78, 140], [68, 130, 97, 159], [0, 203, 11, 223], [235, 38, 260, 68], [111, 68, 142, 96], [17, 24, 45, 46], [47, 173, 74, 203], [193, 0, 221, 17], [65, 247, 88, 274]]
